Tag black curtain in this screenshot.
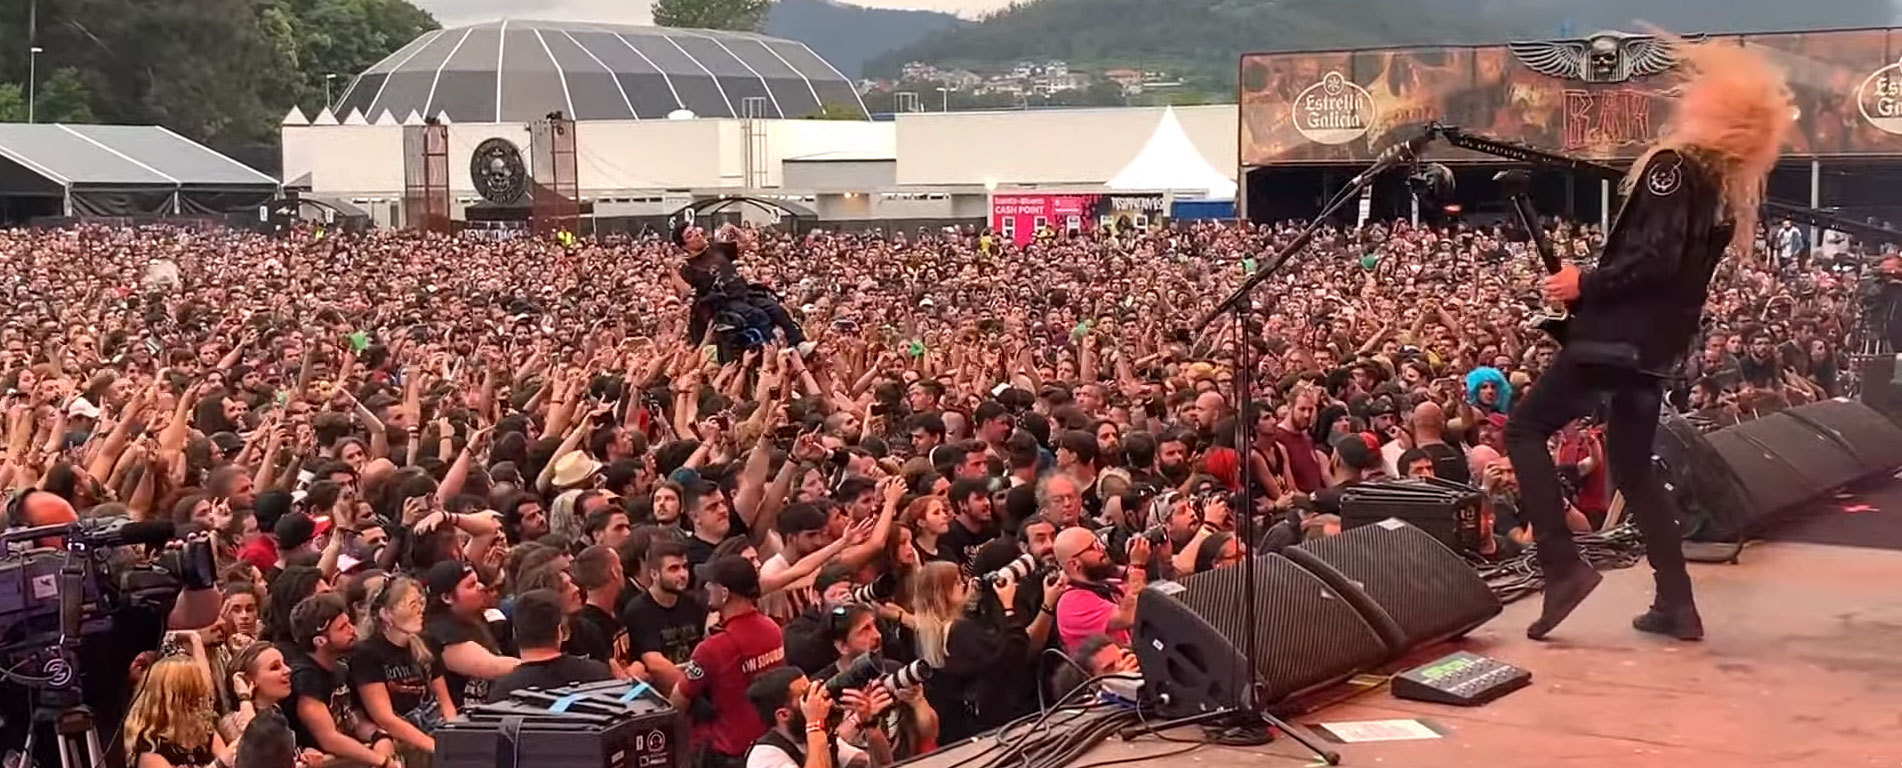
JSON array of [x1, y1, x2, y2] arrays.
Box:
[[177, 186, 279, 216], [69, 187, 175, 217]]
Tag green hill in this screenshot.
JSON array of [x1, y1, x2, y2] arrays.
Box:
[[865, 0, 1899, 91]]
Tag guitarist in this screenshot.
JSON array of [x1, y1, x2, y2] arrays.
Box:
[[1507, 36, 1793, 643]]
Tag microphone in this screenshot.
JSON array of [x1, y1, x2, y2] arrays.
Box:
[[1351, 129, 1437, 187], [79, 518, 178, 548]]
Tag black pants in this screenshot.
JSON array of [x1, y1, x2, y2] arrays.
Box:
[[1502, 350, 1693, 606]]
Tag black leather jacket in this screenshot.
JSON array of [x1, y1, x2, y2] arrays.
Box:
[[1567, 149, 1735, 373]]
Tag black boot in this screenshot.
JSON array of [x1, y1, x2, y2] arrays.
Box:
[[1632, 603, 1704, 641], [1527, 567, 1603, 641]]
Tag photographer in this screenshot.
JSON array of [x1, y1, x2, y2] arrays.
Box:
[[914, 557, 1062, 742], [811, 604, 938, 760], [670, 555, 785, 768], [743, 668, 891, 768], [1052, 527, 1147, 653]]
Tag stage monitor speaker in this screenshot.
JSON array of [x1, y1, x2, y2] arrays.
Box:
[[1133, 553, 1389, 713], [1782, 398, 1902, 477], [1735, 409, 1863, 493], [1858, 355, 1902, 421], [1654, 415, 1753, 543], [1281, 519, 1501, 657], [1699, 423, 1812, 539]]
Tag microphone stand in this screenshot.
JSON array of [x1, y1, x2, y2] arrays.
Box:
[[1118, 149, 1405, 767]]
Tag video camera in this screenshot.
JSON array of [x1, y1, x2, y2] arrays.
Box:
[[1, 517, 213, 702]]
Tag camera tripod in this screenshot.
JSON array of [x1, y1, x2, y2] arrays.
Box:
[[19, 700, 105, 768]]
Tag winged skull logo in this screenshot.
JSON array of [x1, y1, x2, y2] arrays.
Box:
[[1509, 31, 1703, 84]]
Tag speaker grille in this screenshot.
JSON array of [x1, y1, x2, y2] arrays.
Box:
[[1705, 427, 1812, 531], [1291, 521, 1501, 651], [1735, 412, 1861, 492], [1784, 399, 1902, 474], [1168, 553, 1388, 702]]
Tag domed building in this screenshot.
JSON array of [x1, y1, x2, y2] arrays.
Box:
[[333, 19, 867, 122]]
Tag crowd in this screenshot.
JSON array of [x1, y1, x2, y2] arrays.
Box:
[[0, 214, 1869, 768]]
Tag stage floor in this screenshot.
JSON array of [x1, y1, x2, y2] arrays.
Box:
[[911, 540, 1902, 768]]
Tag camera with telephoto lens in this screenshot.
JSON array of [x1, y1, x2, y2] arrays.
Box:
[[825, 655, 934, 698], [848, 572, 898, 605], [984, 552, 1038, 587]]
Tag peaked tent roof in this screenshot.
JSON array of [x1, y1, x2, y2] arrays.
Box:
[[1106, 107, 1237, 200], [0, 124, 279, 187], [0, 123, 279, 217]]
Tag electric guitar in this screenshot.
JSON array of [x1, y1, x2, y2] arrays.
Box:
[[1495, 170, 1570, 343]]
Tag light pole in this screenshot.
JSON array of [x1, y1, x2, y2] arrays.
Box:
[[26, 46, 42, 124], [324, 73, 338, 108]]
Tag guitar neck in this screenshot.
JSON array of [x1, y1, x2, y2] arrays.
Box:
[[1506, 193, 1563, 275]]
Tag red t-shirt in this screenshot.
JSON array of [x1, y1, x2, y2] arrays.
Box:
[[678, 608, 784, 757], [238, 536, 278, 573], [1273, 426, 1324, 494]]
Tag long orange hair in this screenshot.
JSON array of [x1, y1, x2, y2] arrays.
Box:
[[1625, 33, 1794, 254], [124, 655, 218, 757]]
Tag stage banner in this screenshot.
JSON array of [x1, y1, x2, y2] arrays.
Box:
[[1240, 27, 1902, 166]]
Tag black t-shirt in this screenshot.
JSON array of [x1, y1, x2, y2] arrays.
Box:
[[1739, 354, 1779, 388], [486, 655, 614, 703], [939, 518, 998, 576], [348, 634, 443, 726], [622, 588, 707, 666], [575, 603, 629, 665], [1419, 442, 1470, 486], [566, 606, 616, 664], [424, 613, 503, 710], [283, 644, 361, 751], [684, 535, 719, 577]]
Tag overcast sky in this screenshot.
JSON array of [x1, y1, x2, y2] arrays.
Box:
[[411, 0, 1016, 26]]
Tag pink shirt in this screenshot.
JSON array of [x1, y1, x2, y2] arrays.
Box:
[[1056, 585, 1129, 653]]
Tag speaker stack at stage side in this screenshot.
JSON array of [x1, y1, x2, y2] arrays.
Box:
[[1133, 519, 1500, 715], [1659, 399, 1902, 542], [1133, 553, 1390, 714], [1282, 519, 1503, 656]]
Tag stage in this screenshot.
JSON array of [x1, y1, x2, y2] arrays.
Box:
[[908, 539, 1902, 768]]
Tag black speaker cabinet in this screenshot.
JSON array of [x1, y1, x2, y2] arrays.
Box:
[[1672, 400, 1902, 542], [1133, 553, 1388, 713], [1782, 398, 1902, 477], [1282, 519, 1502, 657]]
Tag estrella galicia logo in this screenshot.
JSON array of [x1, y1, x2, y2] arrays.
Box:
[[471, 138, 528, 204], [1293, 72, 1375, 146], [1858, 55, 1902, 135]]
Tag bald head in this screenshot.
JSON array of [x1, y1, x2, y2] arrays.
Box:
[[1053, 526, 1099, 564], [1194, 391, 1227, 429], [1413, 401, 1446, 437], [20, 491, 76, 527]]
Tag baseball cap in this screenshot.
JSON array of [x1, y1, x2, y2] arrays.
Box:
[[695, 555, 761, 599], [425, 560, 476, 600], [274, 512, 316, 551], [1331, 432, 1382, 472]]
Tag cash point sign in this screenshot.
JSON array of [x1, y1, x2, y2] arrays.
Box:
[[990, 194, 1096, 245], [1241, 27, 1902, 165]]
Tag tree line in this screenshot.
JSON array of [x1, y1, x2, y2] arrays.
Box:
[[0, 0, 436, 156]]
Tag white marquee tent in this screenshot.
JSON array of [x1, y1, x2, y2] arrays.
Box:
[[1105, 106, 1237, 200]]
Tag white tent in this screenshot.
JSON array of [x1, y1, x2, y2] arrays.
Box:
[[1106, 106, 1237, 200]]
